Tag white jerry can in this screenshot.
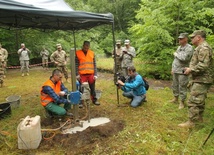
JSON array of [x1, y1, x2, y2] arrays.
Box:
[[17, 115, 42, 149]]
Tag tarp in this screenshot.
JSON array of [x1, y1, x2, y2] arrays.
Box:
[[0, 0, 114, 30]]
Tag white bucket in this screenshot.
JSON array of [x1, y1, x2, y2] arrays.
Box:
[[17, 115, 42, 149], [6, 95, 21, 108]]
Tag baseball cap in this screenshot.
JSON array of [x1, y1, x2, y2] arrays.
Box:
[[124, 40, 130, 45], [116, 40, 121, 44], [178, 33, 188, 39], [56, 43, 61, 48], [189, 30, 206, 38]]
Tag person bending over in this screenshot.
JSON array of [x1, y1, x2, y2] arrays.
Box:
[[117, 66, 146, 108], [40, 69, 72, 116]]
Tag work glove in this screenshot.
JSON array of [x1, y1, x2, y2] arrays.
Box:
[[94, 76, 98, 80]]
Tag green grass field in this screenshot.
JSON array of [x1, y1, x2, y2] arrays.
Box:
[[0, 58, 214, 155]]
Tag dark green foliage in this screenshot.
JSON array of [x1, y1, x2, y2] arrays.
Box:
[[129, 0, 214, 79], [1, 0, 214, 79]]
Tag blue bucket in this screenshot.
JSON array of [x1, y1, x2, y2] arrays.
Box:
[[67, 91, 81, 105]]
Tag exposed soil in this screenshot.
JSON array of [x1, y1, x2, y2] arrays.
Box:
[[40, 117, 125, 155], [40, 107, 125, 155]]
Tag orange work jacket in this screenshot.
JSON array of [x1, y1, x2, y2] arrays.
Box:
[[76, 49, 94, 75], [40, 79, 61, 106]]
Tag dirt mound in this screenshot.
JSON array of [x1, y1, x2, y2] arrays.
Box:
[[40, 118, 125, 154]]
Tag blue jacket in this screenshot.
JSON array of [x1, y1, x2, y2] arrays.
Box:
[[121, 74, 146, 96]]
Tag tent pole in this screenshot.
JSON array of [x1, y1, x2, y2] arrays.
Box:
[[111, 22, 120, 106], [70, 30, 79, 121]]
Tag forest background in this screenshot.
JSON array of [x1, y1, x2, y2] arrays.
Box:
[[1, 0, 214, 80]]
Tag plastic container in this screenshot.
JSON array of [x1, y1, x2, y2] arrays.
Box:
[[0, 102, 11, 119], [17, 115, 42, 149], [6, 95, 21, 108]]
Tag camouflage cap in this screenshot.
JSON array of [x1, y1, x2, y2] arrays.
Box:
[[124, 39, 130, 45], [116, 40, 121, 44], [189, 30, 206, 38], [178, 33, 188, 39], [56, 43, 62, 48]]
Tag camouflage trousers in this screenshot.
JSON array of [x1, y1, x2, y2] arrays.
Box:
[[20, 60, 29, 73], [188, 82, 211, 122], [57, 65, 68, 79], [113, 64, 122, 83], [113, 57, 122, 73], [172, 73, 189, 101], [121, 67, 128, 78], [42, 58, 48, 68]]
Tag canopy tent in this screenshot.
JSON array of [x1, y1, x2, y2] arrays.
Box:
[[0, 0, 114, 30], [0, 0, 119, 106]]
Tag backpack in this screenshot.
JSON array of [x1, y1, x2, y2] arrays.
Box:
[[143, 77, 149, 91]]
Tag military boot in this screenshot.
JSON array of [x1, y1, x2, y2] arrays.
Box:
[[169, 96, 178, 104], [178, 101, 185, 109], [178, 120, 195, 128]]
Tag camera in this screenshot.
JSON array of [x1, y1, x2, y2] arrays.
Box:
[[115, 72, 126, 86]]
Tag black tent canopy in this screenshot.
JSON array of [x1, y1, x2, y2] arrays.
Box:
[[0, 0, 119, 105], [0, 0, 114, 30]]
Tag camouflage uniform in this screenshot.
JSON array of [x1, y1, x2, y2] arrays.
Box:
[[112, 40, 123, 82], [172, 43, 193, 102], [120, 40, 136, 77], [0, 44, 8, 76], [17, 44, 31, 76], [188, 41, 213, 122], [40, 48, 49, 69], [50, 44, 68, 80]]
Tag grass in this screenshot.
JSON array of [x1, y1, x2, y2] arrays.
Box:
[[0, 58, 214, 155]]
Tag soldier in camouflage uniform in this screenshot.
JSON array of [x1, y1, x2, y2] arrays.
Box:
[[120, 39, 136, 78], [0, 43, 8, 78], [112, 40, 123, 82], [178, 30, 213, 128], [50, 44, 68, 82], [17, 43, 31, 76], [170, 33, 193, 109], [40, 47, 49, 70]]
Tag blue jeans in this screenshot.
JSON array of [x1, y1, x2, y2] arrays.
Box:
[[123, 91, 145, 108]]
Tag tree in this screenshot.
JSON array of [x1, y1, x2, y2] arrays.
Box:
[[129, 0, 214, 79]]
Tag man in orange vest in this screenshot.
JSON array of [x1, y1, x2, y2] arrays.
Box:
[[75, 41, 100, 106], [40, 69, 72, 116]]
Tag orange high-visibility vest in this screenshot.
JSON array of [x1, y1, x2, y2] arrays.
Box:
[[40, 79, 61, 106], [76, 49, 94, 75]]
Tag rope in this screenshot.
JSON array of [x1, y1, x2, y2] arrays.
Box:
[[41, 119, 71, 132], [6, 61, 53, 69], [41, 119, 71, 140]]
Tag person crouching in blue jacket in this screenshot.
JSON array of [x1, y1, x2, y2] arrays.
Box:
[[117, 66, 146, 107]]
